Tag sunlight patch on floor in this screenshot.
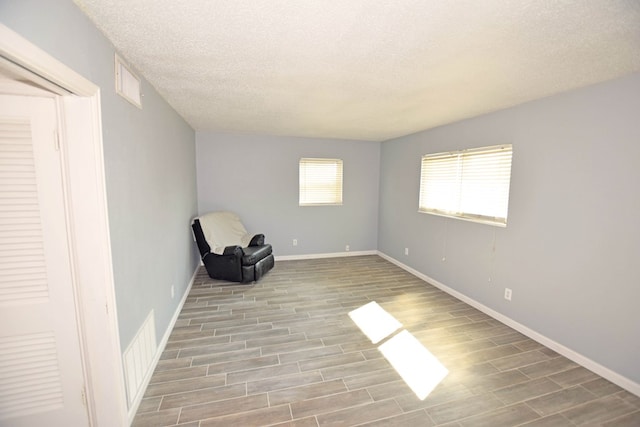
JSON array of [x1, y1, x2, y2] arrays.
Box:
[[378, 329, 449, 400], [348, 301, 402, 344], [349, 301, 449, 400]]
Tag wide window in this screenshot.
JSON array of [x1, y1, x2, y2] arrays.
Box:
[[299, 158, 343, 206], [419, 145, 513, 226]]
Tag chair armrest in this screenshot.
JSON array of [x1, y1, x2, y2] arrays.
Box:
[[223, 245, 243, 256], [249, 234, 265, 246], [202, 248, 243, 282]]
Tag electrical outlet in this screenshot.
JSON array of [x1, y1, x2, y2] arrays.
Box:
[[171, 285, 175, 299], [404, 247, 409, 256], [345, 245, 350, 252], [504, 288, 512, 301], [293, 239, 298, 246]]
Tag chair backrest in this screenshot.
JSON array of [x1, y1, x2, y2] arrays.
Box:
[[191, 219, 211, 258], [196, 211, 252, 254]]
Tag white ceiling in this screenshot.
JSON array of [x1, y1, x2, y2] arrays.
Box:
[[74, 0, 640, 142]]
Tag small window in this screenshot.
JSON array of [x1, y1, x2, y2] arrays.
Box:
[[299, 158, 343, 206], [419, 145, 513, 226]]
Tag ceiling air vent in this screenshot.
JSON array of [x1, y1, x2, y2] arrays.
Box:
[[114, 54, 141, 108]]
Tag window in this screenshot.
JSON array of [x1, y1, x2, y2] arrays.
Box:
[[299, 158, 343, 206], [419, 145, 513, 226]]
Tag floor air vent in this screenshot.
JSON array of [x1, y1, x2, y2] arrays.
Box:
[[122, 310, 156, 406]]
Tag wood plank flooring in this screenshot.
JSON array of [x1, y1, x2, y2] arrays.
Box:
[[132, 255, 640, 426]]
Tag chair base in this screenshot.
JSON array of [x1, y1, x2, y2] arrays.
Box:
[[203, 252, 274, 283], [241, 253, 275, 283]]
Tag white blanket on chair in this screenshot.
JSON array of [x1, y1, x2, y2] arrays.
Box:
[[198, 211, 255, 255]]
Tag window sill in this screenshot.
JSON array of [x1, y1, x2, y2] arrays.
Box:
[[418, 209, 507, 227]]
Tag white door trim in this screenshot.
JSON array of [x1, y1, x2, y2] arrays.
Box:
[[0, 24, 128, 426], [0, 24, 95, 96]]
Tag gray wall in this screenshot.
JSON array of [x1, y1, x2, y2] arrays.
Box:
[[379, 72, 640, 384], [1, 0, 199, 349], [196, 132, 380, 256]]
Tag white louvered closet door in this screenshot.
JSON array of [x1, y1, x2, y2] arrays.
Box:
[[0, 95, 89, 426]]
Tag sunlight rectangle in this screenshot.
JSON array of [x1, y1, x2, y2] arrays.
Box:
[[378, 330, 448, 400], [348, 301, 402, 344]]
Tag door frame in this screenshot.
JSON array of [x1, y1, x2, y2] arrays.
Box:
[[0, 24, 128, 426]]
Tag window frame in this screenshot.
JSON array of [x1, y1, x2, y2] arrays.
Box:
[[418, 144, 513, 227], [299, 157, 344, 206]]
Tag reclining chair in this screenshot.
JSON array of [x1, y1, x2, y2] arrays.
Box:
[[192, 211, 274, 283]]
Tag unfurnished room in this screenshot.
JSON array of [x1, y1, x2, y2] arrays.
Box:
[[0, 1, 639, 426]]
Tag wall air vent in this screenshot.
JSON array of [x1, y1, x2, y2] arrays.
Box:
[[115, 54, 142, 108]]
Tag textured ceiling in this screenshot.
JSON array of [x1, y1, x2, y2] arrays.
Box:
[[74, 0, 640, 142]]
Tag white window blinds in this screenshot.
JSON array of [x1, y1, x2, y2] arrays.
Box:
[[299, 158, 343, 206], [419, 145, 513, 226]]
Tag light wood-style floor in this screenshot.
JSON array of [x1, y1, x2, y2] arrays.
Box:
[[132, 256, 640, 426]]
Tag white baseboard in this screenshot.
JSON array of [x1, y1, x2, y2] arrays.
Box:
[[126, 266, 198, 424], [377, 251, 640, 397], [275, 250, 377, 261]]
